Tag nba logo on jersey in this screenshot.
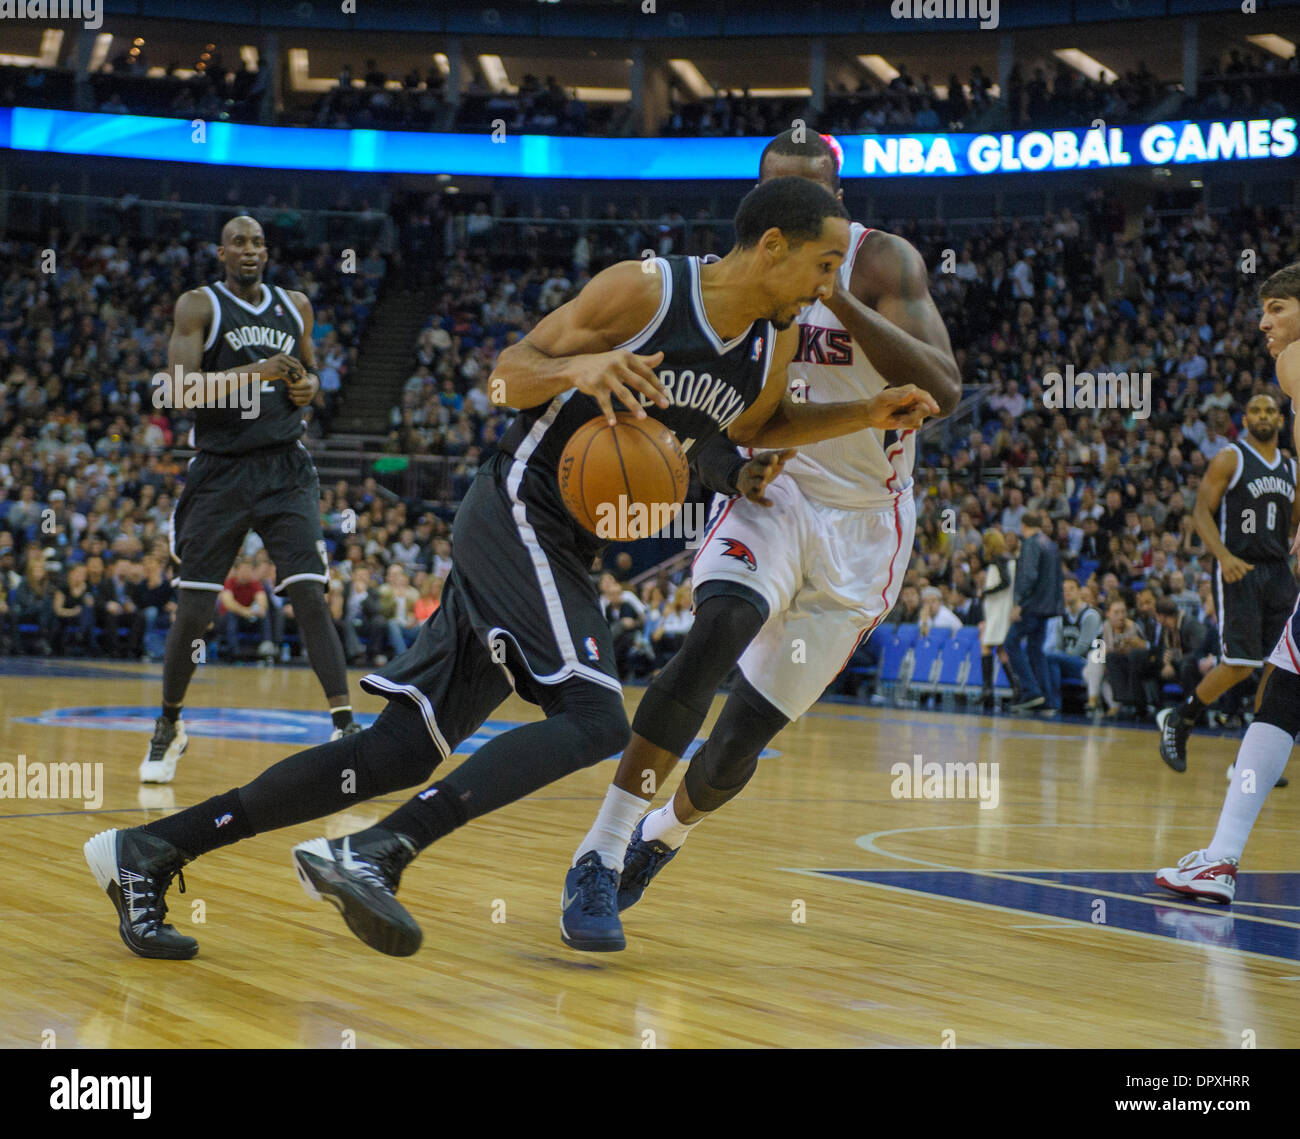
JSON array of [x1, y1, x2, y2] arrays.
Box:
[[584, 637, 600, 661], [751, 337, 764, 361], [274, 303, 283, 316]]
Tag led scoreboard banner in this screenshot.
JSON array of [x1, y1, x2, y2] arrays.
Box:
[[1, 106, 1296, 178]]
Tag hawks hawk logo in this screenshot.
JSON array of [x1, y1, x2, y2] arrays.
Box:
[[720, 537, 757, 571]]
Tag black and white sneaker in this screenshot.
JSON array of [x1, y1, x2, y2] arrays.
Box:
[[1156, 707, 1189, 772], [139, 716, 187, 784], [1009, 695, 1044, 713], [84, 828, 198, 959], [292, 832, 422, 956], [329, 721, 363, 742]]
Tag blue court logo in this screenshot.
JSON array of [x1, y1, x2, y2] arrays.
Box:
[[18, 706, 780, 759], [794, 867, 1300, 964]]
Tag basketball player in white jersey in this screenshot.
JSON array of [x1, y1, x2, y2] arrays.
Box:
[[1156, 265, 1300, 904], [561, 129, 960, 950]]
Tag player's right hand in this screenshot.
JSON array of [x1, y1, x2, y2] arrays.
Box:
[[571, 350, 668, 425], [1221, 553, 1254, 583], [259, 353, 306, 383], [738, 448, 796, 507]]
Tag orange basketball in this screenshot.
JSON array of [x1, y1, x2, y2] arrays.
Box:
[[558, 414, 690, 541]]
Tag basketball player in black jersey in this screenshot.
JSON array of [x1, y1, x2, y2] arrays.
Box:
[[1157, 390, 1299, 776], [138, 216, 356, 785], [84, 177, 938, 959]]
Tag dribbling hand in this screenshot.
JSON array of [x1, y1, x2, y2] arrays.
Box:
[[571, 350, 669, 425]]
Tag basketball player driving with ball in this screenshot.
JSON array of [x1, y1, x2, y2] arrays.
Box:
[[85, 175, 938, 960], [560, 129, 963, 950]]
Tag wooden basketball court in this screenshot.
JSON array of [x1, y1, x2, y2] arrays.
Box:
[[3, 659, 1298, 1048]]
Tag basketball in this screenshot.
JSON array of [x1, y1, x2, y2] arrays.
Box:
[[557, 413, 690, 541]]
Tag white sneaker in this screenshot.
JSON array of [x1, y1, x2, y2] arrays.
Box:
[[1226, 763, 1289, 788], [329, 721, 363, 742], [1155, 849, 1237, 904], [139, 716, 188, 784]]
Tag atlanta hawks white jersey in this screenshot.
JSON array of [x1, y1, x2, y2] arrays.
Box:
[[783, 220, 916, 510]]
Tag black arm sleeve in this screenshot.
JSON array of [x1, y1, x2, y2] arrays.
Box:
[[982, 556, 1012, 596], [694, 432, 747, 497]]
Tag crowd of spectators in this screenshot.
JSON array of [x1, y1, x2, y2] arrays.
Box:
[[832, 196, 1299, 722], [2, 174, 1296, 729], [0, 216, 389, 660], [4, 46, 1299, 138]]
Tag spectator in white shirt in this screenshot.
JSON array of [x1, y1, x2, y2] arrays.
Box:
[[918, 586, 963, 636]]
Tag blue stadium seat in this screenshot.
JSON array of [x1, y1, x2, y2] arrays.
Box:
[[935, 627, 978, 703], [876, 626, 913, 703], [905, 627, 951, 700]]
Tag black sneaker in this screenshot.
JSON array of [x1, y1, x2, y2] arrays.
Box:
[[617, 817, 680, 912], [1156, 706, 1189, 772], [292, 832, 422, 956], [84, 828, 198, 959]]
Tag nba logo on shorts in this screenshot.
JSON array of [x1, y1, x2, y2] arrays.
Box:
[[584, 637, 600, 661]]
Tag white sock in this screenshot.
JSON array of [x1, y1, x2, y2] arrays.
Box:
[[1206, 722, 1294, 862], [574, 785, 648, 873], [640, 801, 699, 850]]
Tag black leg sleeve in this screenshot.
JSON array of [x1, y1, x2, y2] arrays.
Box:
[[284, 580, 351, 704], [161, 588, 221, 707]]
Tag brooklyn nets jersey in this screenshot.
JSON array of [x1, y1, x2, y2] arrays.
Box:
[[193, 281, 307, 455], [500, 256, 775, 477], [1220, 440, 1296, 562], [784, 221, 917, 510]]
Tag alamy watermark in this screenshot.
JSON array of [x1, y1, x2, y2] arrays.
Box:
[[1042, 365, 1152, 420], [891, 0, 998, 30], [593, 496, 709, 544], [0, 0, 101, 29], [152, 365, 263, 420], [891, 753, 1000, 810], [1, 753, 103, 809]]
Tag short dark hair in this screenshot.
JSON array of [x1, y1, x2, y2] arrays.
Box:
[[759, 129, 841, 191], [1259, 262, 1300, 303], [733, 176, 847, 250], [1156, 597, 1180, 618]]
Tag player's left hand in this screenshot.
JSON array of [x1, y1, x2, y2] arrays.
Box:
[[286, 373, 320, 407], [737, 448, 796, 507], [864, 385, 940, 431], [1291, 521, 1300, 559]]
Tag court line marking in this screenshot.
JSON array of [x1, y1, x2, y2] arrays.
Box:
[[1008, 923, 1080, 929], [848, 822, 1300, 930], [780, 867, 1300, 969]]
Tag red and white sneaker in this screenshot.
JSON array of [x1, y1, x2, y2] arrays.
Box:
[[1155, 849, 1238, 904]]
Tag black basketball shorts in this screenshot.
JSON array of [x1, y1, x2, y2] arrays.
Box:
[[1215, 559, 1300, 667], [360, 449, 622, 758], [170, 441, 328, 593]]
